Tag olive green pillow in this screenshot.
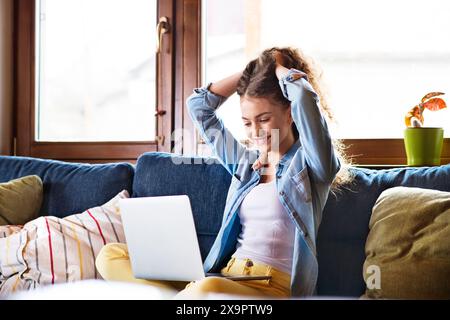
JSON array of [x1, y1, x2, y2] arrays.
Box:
[[363, 186, 450, 299], [0, 175, 43, 226]]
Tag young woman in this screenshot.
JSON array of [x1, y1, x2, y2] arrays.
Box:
[[96, 47, 352, 298]]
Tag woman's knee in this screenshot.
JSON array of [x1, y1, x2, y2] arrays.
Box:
[[97, 243, 128, 261], [95, 243, 129, 277]]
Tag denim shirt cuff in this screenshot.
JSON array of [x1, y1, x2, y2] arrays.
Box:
[[284, 68, 308, 82], [278, 69, 312, 99], [193, 82, 227, 110]]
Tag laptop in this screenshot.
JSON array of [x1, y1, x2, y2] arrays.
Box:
[[119, 195, 271, 282]]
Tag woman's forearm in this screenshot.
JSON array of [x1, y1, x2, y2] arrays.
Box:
[[275, 64, 291, 80], [209, 71, 243, 98]]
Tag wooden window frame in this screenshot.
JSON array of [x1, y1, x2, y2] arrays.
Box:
[[343, 139, 450, 166], [14, 0, 175, 163], [172, 0, 202, 156], [13, 0, 450, 166]]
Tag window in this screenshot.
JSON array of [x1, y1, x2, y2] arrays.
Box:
[[35, 0, 157, 142], [202, 0, 450, 164], [204, 0, 450, 140], [15, 0, 174, 162]]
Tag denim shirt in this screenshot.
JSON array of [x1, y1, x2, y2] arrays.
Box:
[[186, 69, 341, 297]]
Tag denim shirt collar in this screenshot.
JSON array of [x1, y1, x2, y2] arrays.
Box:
[[279, 138, 301, 165]]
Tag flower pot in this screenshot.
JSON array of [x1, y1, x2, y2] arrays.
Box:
[[404, 127, 444, 166]]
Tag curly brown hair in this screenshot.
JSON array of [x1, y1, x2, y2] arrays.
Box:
[[237, 47, 354, 193]]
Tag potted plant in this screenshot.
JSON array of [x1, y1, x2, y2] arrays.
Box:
[[404, 92, 447, 166]]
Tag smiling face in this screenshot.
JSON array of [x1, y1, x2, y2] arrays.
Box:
[[240, 95, 294, 153]]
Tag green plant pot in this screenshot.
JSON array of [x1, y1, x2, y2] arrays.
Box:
[[404, 127, 444, 166]]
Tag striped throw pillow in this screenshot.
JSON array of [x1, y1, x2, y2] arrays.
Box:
[[0, 190, 129, 296]]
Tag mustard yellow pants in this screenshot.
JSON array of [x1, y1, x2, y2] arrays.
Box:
[[95, 243, 291, 299]]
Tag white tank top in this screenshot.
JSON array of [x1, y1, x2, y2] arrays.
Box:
[[232, 179, 295, 274]]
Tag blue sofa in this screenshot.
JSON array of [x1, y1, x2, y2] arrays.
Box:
[[1, 153, 449, 298]]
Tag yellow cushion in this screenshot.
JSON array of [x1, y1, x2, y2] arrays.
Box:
[[0, 175, 43, 226], [363, 186, 450, 299]]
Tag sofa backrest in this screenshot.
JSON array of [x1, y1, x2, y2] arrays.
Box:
[[0, 156, 135, 218], [132, 152, 230, 261], [134, 152, 450, 297], [4, 153, 448, 297]]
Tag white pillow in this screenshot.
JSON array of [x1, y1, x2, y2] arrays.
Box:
[[0, 190, 129, 296]]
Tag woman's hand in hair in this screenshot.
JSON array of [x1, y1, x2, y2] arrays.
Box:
[[271, 50, 307, 80], [274, 63, 291, 80], [272, 50, 286, 66], [274, 62, 307, 81], [271, 50, 291, 79]]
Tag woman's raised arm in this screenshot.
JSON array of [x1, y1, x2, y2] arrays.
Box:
[[209, 71, 242, 98], [186, 71, 255, 180], [275, 62, 341, 183]]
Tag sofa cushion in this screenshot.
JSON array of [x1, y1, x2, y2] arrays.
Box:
[[0, 190, 129, 296], [363, 186, 450, 299], [133, 152, 230, 261], [317, 164, 450, 297], [0, 156, 134, 218], [0, 175, 43, 225]]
